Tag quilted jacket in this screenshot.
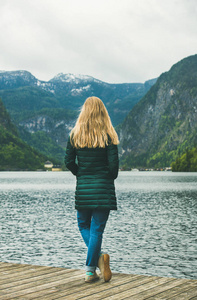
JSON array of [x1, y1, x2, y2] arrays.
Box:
[[65, 136, 119, 210]]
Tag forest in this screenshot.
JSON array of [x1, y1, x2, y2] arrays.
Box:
[[171, 147, 197, 172]]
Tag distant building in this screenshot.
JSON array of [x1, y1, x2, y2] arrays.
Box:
[[165, 167, 172, 171], [44, 161, 53, 168]]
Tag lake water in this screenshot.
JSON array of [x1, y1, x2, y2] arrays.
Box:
[[0, 171, 197, 279]]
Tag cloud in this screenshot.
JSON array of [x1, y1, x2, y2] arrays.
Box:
[[0, 0, 196, 83]]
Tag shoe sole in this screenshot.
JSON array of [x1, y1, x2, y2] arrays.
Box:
[[103, 254, 112, 282]]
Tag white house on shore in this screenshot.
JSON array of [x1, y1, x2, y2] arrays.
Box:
[[44, 161, 53, 169]]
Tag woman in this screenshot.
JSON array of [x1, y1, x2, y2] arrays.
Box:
[[65, 96, 119, 283]]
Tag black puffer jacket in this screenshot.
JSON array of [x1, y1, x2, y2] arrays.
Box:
[[65, 136, 119, 210]]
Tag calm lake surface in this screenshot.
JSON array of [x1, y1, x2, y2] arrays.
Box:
[[0, 171, 197, 279]]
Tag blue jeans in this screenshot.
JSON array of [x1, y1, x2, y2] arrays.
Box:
[[77, 209, 110, 272]]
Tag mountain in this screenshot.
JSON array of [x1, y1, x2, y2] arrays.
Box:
[[0, 70, 156, 161], [0, 96, 18, 136], [0, 70, 39, 90], [0, 98, 48, 170], [17, 108, 76, 161], [118, 54, 197, 169], [48, 73, 157, 125], [0, 70, 156, 125]]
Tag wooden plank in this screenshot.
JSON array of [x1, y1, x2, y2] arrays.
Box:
[[0, 270, 84, 299], [0, 262, 196, 300], [169, 287, 197, 300], [0, 265, 67, 283], [0, 262, 64, 271], [19, 273, 140, 300], [0, 264, 49, 275], [114, 278, 191, 300], [5, 272, 86, 300], [0, 268, 83, 293], [10, 273, 127, 299], [0, 262, 20, 268], [64, 275, 160, 300], [0, 264, 32, 273], [0, 262, 52, 273], [147, 280, 197, 299], [103, 277, 177, 300], [0, 262, 40, 269], [12, 276, 86, 299], [0, 268, 74, 290]]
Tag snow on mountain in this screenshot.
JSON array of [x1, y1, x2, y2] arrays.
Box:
[[0, 70, 36, 81], [0, 70, 39, 90], [71, 84, 91, 96], [50, 73, 102, 84], [36, 81, 55, 94]]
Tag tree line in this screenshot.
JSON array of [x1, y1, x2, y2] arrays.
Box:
[[171, 147, 197, 172]]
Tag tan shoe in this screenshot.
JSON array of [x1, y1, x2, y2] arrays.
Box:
[[85, 271, 100, 283], [98, 253, 112, 282]]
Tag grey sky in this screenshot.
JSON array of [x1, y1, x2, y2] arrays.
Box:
[[0, 0, 196, 83]]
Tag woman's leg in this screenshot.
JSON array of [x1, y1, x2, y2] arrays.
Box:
[[86, 210, 110, 272], [77, 210, 92, 248]]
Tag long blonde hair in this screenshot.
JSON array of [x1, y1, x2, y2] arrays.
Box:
[[70, 96, 119, 148]]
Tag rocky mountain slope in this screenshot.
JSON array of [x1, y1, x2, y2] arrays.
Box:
[[0, 98, 47, 170], [119, 54, 197, 168]]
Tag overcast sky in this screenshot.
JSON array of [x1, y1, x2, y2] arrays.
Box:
[[0, 0, 196, 83]]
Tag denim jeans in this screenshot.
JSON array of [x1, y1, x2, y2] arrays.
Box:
[[77, 209, 110, 272]]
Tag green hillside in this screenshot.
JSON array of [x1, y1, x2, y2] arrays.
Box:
[[171, 147, 197, 172], [19, 128, 65, 162], [0, 98, 48, 170], [0, 86, 60, 112]]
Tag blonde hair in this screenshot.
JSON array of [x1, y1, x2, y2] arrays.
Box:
[[70, 96, 119, 148]]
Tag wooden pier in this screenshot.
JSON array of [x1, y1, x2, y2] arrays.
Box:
[[0, 262, 197, 299]]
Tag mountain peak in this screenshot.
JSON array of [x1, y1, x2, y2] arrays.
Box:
[[0, 70, 38, 90], [0, 70, 36, 79], [50, 73, 100, 84]]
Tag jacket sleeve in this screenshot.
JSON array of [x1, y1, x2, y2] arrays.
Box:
[[107, 144, 119, 179], [64, 136, 78, 176]]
